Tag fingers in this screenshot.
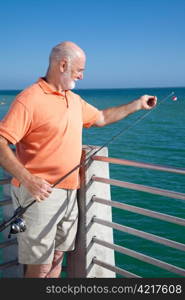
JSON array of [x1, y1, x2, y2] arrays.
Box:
[[35, 191, 52, 202], [33, 179, 53, 202], [46, 186, 53, 193], [23, 176, 53, 202], [147, 96, 157, 108], [43, 179, 53, 187], [36, 189, 53, 202], [35, 195, 43, 202], [141, 95, 157, 110]]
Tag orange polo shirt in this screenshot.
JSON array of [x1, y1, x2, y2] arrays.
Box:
[[0, 78, 101, 189]]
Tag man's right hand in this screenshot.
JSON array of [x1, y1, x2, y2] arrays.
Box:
[[0, 137, 52, 202], [22, 175, 53, 202]]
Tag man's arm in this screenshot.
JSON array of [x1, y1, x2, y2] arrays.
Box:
[[0, 136, 52, 201], [94, 95, 157, 127]]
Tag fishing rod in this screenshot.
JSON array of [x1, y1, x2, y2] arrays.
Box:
[[0, 91, 174, 235]]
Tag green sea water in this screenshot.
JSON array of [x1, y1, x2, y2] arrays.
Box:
[[0, 86, 185, 277]]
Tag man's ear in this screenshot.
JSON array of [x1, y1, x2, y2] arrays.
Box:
[[59, 59, 68, 73]]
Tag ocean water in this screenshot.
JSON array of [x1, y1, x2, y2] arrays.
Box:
[[0, 87, 185, 278]]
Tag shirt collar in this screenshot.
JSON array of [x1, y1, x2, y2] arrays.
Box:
[[37, 77, 66, 97]]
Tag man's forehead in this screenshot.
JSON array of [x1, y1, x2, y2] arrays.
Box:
[[73, 56, 86, 67]]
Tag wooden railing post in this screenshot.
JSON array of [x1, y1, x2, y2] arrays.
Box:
[[67, 146, 115, 277]]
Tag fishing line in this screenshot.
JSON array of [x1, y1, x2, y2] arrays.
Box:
[[87, 91, 174, 157], [0, 91, 174, 233]]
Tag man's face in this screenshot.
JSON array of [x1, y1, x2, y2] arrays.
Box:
[[61, 55, 86, 90]]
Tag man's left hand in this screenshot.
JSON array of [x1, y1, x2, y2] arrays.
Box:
[[138, 95, 157, 110]]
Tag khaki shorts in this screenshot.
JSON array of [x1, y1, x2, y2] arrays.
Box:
[[11, 184, 78, 265]]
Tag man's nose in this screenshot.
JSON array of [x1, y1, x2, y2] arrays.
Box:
[[78, 72, 83, 80]]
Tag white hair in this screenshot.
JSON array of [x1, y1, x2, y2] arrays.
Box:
[[49, 42, 82, 67]]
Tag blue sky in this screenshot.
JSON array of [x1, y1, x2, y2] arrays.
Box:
[[0, 0, 185, 89]]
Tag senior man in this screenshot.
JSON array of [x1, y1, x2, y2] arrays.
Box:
[[0, 41, 157, 278]]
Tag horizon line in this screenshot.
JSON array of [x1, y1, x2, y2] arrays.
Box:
[[0, 85, 185, 91]]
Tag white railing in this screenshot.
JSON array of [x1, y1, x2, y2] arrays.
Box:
[[0, 145, 185, 278], [89, 152, 185, 278]]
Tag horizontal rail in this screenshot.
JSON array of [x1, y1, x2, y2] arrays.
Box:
[[93, 217, 185, 251], [0, 239, 17, 249], [0, 260, 18, 270], [0, 178, 11, 185], [93, 237, 185, 277], [92, 258, 141, 278], [0, 197, 12, 206], [92, 196, 185, 226], [92, 176, 185, 201], [92, 156, 185, 175]]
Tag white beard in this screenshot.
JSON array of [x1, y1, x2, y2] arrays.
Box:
[[68, 80, 76, 90], [62, 71, 76, 90]]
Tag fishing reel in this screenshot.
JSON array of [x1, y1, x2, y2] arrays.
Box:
[[8, 207, 26, 238]]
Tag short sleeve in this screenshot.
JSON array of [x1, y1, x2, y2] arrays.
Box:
[[0, 100, 32, 144], [80, 97, 101, 128]]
